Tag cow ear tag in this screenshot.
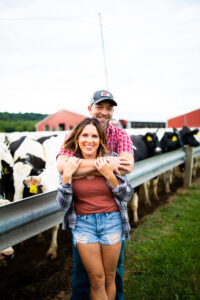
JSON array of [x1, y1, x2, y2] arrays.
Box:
[[3, 168, 10, 174], [172, 135, 177, 142], [30, 184, 38, 194], [147, 136, 152, 141]]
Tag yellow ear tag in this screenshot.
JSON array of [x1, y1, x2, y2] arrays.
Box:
[[172, 135, 177, 142], [29, 184, 38, 194], [3, 168, 10, 174], [147, 136, 153, 141]]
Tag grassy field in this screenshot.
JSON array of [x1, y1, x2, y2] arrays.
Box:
[[124, 183, 200, 300]]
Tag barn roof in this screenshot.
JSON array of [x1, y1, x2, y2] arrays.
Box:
[[35, 109, 87, 127]]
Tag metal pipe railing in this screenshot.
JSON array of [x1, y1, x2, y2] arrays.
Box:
[[0, 146, 200, 251]]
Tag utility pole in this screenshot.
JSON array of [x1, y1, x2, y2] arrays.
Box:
[[98, 12, 109, 89]]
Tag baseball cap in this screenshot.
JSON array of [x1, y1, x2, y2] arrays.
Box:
[[90, 89, 117, 106]]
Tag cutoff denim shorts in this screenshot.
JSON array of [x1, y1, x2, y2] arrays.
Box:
[[72, 212, 124, 246]]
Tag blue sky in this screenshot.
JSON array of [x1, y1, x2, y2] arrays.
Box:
[[0, 0, 199, 122]]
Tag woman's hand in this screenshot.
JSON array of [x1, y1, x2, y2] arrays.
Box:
[[95, 157, 119, 188], [95, 157, 113, 179], [62, 157, 82, 184]]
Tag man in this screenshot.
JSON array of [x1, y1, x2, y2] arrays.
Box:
[[57, 89, 134, 300]]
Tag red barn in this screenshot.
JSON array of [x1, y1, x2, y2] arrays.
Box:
[[35, 109, 87, 131], [167, 109, 200, 128]]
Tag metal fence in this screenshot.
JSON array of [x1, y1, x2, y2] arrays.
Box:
[[0, 145, 200, 251]]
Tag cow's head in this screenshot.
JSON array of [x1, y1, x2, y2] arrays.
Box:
[[23, 166, 59, 194], [160, 131, 183, 153], [23, 168, 44, 197], [179, 126, 199, 147], [143, 132, 162, 156]]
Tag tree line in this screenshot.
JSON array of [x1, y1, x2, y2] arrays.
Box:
[[0, 112, 48, 132]]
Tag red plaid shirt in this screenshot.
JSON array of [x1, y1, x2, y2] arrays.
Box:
[[59, 124, 133, 156]]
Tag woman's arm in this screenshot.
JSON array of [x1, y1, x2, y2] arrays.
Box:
[[56, 157, 81, 211]]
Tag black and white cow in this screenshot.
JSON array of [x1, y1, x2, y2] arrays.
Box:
[[0, 143, 14, 201], [8, 137, 46, 201], [155, 127, 199, 195], [173, 126, 199, 179], [23, 135, 64, 259], [128, 132, 162, 222]]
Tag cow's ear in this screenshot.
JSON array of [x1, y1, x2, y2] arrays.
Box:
[[146, 135, 153, 141]]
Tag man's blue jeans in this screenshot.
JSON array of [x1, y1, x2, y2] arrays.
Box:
[[70, 240, 125, 300]]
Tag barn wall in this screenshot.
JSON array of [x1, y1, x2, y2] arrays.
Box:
[[36, 110, 87, 131], [167, 109, 200, 128]]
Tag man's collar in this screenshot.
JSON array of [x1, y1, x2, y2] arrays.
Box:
[[106, 123, 112, 135]]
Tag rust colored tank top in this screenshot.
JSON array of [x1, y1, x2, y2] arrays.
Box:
[[72, 176, 119, 215]]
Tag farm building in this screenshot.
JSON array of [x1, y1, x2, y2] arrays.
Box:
[[35, 109, 87, 131], [167, 108, 200, 128]]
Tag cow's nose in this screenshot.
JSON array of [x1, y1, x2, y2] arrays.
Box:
[[155, 147, 162, 154]]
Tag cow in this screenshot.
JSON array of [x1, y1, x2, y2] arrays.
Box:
[[23, 164, 60, 259], [128, 132, 162, 223], [0, 143, 14, 201], [0, 199, 15, 264], [155, 127, 199, 197], [23, 135, 64, 259], [152, 129, 184, 197], [8, 137, 46, 201], [173, 126, 199, 179]]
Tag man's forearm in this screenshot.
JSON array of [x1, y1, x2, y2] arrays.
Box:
[[57, 154, 99, 176], [118, 152, 134, 175]]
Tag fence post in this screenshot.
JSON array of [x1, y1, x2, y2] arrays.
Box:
[[183, 146, 194, 188]]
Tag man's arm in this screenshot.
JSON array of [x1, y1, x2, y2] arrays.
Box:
[[107, 152, 134, 175], [119, 152, 134, 174], [57, 154, 99, 177], [57, 152, 133, 177]]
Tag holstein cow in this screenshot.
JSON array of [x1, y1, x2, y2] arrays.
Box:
[[8, 136, 46, 201], [129, 132, 162, 223], [23, 135, 64, 259], [0, 199, 15, 265], [0, 143, 14, 201], [155, 127, 199, 197], [153, 129, 183, 197], [192, 129, 200, 177], [173, 126, 199, 179]]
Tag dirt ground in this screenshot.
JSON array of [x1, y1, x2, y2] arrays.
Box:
[[0, 173, 199, 300]]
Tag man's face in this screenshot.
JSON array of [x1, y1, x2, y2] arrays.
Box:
[[88, 100, 114, 129]]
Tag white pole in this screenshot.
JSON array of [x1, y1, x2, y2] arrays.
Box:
[[98, 12, 109, 89]]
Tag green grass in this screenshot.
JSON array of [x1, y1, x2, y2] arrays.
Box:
[[124, 186, 200, 300]]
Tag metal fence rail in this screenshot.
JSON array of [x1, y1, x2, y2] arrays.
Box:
[[0, 145, 200, 251]]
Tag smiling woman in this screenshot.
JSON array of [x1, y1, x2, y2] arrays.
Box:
[[56, 117, 133, 300]]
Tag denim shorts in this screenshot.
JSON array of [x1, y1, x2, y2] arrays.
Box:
[[72, 212, 124, 246]]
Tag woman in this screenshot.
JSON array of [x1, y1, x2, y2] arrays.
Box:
[[56, 118, 132, 300]]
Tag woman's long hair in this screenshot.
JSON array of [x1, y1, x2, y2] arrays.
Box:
[[62, 118, 108, 158]]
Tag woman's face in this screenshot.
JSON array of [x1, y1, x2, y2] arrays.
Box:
[[78, 124, 100, 159]]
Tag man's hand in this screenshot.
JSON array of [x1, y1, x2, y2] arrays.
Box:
[[106, 156, 132, 175]]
